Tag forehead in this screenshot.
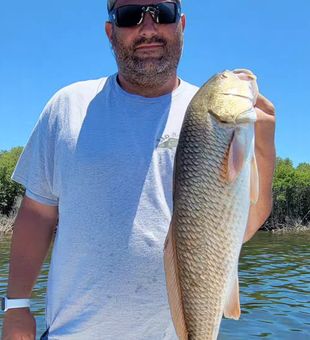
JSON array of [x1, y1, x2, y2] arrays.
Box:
[[114, 0, 175, 8]]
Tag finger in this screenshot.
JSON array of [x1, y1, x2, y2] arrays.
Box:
[[255, 93, 275, 116]]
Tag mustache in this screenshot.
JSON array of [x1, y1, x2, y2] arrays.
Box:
[[133, 36, 167, 49]]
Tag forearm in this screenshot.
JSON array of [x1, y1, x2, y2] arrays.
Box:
[[243, 150, 275, 242], [7, 196, 58, 298], [243, 108, 276, 243]]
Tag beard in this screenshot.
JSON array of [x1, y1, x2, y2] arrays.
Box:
[[111, 26, 184, 89]]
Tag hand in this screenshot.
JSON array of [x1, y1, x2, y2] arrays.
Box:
[[2, 308, 36, 340], [254, 93, 276, 155]]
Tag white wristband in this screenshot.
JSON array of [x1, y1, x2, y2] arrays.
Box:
[[1, 297, 31, 312]]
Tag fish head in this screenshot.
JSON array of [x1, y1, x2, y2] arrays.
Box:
[[194, 69, 259, 124]]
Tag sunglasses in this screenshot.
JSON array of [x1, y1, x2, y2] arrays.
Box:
[[109, 2, 181, 28]]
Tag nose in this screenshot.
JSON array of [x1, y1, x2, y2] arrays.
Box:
[[138, 12, 158, 36]]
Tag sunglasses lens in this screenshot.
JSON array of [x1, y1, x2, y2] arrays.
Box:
[[112, 2, 180, 27], [157, 3, 178, 24], [116, 5, 144, 27]]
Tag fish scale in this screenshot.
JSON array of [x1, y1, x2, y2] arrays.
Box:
[[164, 70, 258, 339], [176, 131, 247, 336]]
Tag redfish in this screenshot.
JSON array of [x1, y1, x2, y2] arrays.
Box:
[[164, 69, 259, 339]]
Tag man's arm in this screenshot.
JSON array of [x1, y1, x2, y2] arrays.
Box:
[[243, 93, 276, 243], [2, 195, 58, 340]]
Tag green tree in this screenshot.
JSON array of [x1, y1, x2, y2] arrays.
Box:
[[294, 163, 310, 223], [263, 157, 310, 229], [0, 147, 25, 215]]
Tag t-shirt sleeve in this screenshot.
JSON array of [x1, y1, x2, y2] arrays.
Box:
[[11, 102, 59, 206]]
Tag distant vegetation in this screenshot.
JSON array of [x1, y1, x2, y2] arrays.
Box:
[[0, 147, 25, 234], [263, 158, 310, 231], [0, 147, 24, 215], [0, 147, 309, 235]]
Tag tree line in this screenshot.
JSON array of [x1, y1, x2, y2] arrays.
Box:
[[0, 147, 309, 230], [0, 147, 25, 216], [262, 158, 310, 230]]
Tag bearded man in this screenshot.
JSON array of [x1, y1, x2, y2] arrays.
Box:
[[2, 1, 275, 339]]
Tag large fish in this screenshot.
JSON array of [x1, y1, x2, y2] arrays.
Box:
[[164, 69, 259, 339]]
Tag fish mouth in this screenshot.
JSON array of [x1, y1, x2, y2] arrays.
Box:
[[220, 92, 253, 100], [233, 69, 257, 81]]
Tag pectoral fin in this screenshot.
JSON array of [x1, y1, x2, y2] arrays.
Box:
[[226, 128, 247, 183], [164, 221, 188, 340], [226, 125, 256, 184]]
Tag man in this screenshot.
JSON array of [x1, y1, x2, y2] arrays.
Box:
[[2, 0, 275, 339]]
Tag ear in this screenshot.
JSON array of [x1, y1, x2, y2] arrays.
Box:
[[181, 14, 186, 31], [105, 21, 113, 43]]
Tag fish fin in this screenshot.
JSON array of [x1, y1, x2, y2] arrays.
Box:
[[223, 272, 241, 320], [226, 128, 246, 183], [164, 221, 188, 340], [250, 154, 259, 205]]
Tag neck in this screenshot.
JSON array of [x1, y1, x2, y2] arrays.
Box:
[[117, 73, 180, 98]]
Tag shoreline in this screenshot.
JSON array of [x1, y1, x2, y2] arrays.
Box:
[[1, 213, 309, 238], [0, 214, 15, 236]]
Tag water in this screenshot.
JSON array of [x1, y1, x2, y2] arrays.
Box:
[[219, 230, 310, 339], [0, 231, 309, 339], [0, 235, 53, 339]]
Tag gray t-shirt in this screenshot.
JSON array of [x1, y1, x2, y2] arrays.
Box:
[[12, 74, 199, 339]]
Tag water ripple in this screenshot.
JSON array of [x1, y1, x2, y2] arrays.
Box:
[[1, 231, 310, 339]]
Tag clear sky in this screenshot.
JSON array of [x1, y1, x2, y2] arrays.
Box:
[[0, 0, 309, 166]]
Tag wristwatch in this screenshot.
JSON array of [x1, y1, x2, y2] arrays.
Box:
[[1, 297, 31, 312]]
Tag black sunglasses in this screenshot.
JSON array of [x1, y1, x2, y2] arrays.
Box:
[[109, 2, 181, 28]]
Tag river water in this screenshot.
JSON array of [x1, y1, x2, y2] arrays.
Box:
[[0, 230, 309, 339]]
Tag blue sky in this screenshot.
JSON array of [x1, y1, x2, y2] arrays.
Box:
[[0, 0, 309, 166]]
